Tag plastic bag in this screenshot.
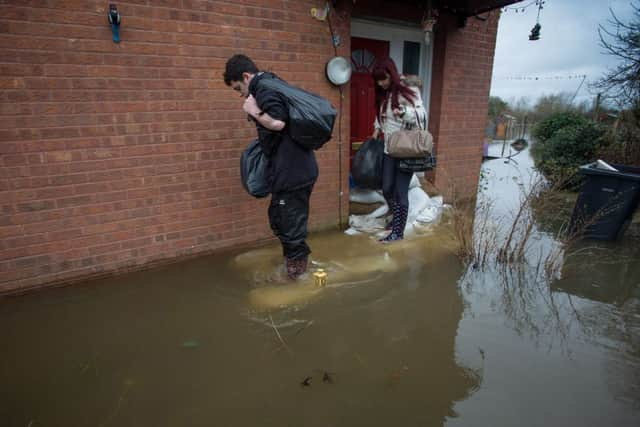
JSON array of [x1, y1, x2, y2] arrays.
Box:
[[240, 139, 270, 198], [351, 138, 384, 189], [349, 188, 386, 204], [257, 78, 336, 150]]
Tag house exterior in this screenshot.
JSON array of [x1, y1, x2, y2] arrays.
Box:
[[0, 0, 521, 294]]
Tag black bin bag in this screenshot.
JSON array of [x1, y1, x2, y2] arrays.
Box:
[[257, 78, 336, 150], [240, 139, 270, 198], [351, 138, 384, 190]]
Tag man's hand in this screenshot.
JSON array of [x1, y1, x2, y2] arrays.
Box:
[[244, 95, 285, 132], [243, 94, 261, 117]]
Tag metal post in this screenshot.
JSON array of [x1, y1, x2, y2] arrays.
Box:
[[501, 121, 508, 157], [593, 93, 601, 122]]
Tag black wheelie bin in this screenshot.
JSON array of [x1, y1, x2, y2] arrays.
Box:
[[569, 162, 640, 240]]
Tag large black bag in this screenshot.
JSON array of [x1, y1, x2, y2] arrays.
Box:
[[257, 77, 336, 150], [351, 138, 384, 189], [240, 139, 270, 198]]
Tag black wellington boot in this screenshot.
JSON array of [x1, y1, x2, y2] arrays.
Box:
[[380, 204, 407, 243]]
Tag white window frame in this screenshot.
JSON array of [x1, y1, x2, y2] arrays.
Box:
[[351, 18, 434, 126]]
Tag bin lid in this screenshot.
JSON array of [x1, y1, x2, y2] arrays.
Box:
[[579, 162, 640, 181]]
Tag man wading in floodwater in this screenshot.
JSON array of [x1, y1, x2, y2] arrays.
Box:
[[224, 54, 318, 280]]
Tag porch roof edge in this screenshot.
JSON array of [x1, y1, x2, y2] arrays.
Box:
[[441, 0, 524, 17]]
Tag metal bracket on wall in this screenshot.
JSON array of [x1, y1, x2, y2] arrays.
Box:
[[310, 2, 330, 21]]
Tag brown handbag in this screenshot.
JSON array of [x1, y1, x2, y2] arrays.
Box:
[[387, 108, 433, 158]]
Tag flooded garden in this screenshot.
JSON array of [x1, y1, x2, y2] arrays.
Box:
[[1, 146, 639, 426]]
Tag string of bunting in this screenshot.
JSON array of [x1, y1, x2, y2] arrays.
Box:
[[502, 0, 545, 13], [497, 74, 587, 81]]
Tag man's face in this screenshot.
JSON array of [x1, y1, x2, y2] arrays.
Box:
[[230, 72, 252, 98]]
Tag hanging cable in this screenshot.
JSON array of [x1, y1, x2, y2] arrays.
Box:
[[326, 4, 339, 58], [536, 1, 544, 21], [569, 75, 587, 105], [325, 3, 344, 228], [502, 0, 542, 13], [496, 74, 587, 81]]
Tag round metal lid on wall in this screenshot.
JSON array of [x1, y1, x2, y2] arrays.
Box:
[[326, 56, 352, 86]]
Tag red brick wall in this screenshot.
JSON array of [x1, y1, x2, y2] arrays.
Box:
[[0, 0, 351, 294], [428, 11, 500, 195], [1, 1, 498, 294]]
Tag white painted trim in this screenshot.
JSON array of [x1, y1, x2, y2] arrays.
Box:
[[351, 18, 433, 126]]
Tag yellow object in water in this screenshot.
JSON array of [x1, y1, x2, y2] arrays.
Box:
[[313, 269, 327, 288]]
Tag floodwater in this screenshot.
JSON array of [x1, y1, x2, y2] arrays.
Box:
[[1, 147, 639, 426]]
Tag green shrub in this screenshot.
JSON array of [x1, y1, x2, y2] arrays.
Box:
[[532, 112, 589, 143], [531, 113, 606, 188]]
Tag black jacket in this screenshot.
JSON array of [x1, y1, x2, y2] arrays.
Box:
[[249, 72, 318, 194]]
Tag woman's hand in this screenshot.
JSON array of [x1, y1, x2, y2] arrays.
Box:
[[372, 129, 380, 140], [392, 107, 405, 118]]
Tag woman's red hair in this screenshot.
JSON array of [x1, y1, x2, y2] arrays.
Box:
[[372, 57, 416, 118]]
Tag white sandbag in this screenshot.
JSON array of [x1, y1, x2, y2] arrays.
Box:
[[367, 203, 389, 219], [344, 227, 361, 235], [406, 186, 429, 224], [416, 196, 444, 223], [416, 206, 440, 223], [347, 178, 445, 236], [430, 196, 444, 206], [348, 214, 386, 232], [349, 188, 386, 204], [409, 174, 420, 189]]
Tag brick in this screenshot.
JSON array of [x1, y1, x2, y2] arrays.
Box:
[[14, 255, 51, 269], [56, 195, 94, 209], [16, 200, 56, 212], [2, 154, 28, 166]]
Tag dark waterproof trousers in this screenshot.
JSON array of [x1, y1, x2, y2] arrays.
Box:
[[268, 185, 313, 260], [382, 154, 413, 209]]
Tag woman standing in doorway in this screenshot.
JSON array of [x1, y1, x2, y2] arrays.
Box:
[[372, 57, 426, 242]]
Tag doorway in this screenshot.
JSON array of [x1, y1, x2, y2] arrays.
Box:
[[349, 20, 433, 164], [349, 37, 390, 164]]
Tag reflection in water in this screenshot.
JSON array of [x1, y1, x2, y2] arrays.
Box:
[[461, 238, 640, 412], [462, 150, 585, 350], [556, 241, 640, 305], [0, 231, 479, 427], [454, 149, 640, 423], [555, 240, 640, 409]]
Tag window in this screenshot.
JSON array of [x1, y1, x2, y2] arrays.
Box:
[[402, 41, 421, 76], [351, 49, 376, 73]]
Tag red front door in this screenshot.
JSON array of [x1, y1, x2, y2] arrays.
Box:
[[350, 37, 390, 164]]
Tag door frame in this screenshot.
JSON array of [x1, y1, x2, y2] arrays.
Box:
[[351, 18, 434, 126]]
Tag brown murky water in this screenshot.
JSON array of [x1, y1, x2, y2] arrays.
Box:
[[1, 149, 639, 426]]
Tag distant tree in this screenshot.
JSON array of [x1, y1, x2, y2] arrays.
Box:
[[591, 2, 640, 108], [488, 96, 508, 120], [507, 96, 532, 121], [512, 96, 532, 115], [532, 93, 573, 117], [598, 108, 640, 165]]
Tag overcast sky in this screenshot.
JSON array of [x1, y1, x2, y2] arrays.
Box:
[[490, 0, 636, 107]]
